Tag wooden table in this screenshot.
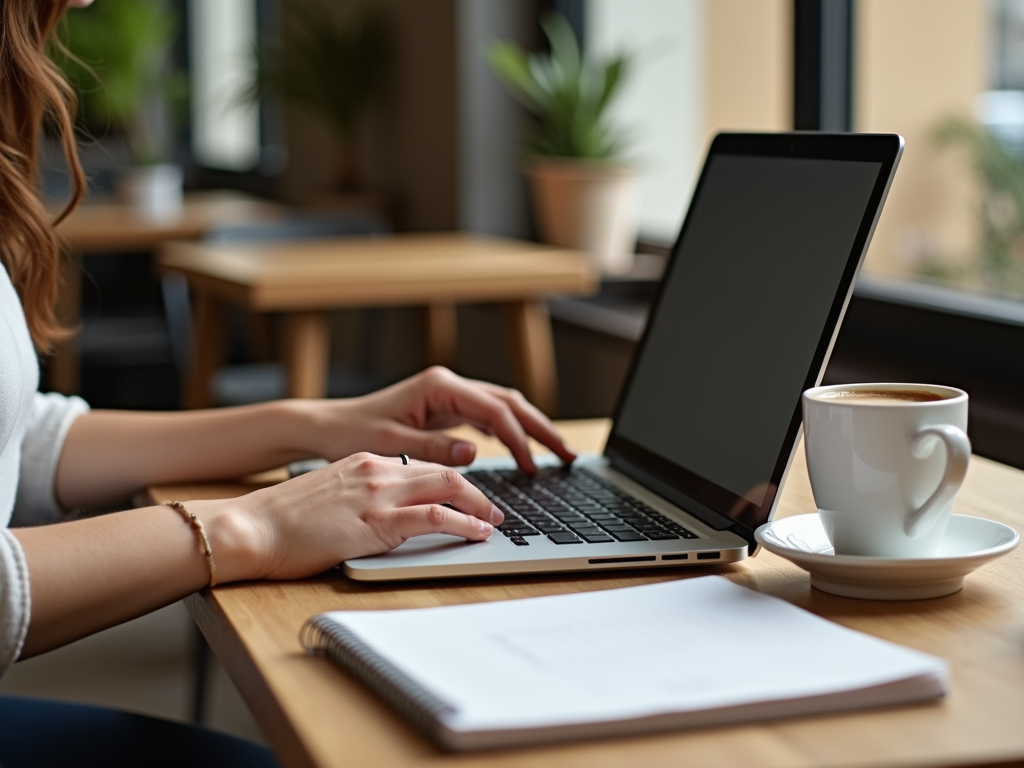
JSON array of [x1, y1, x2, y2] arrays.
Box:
[[147, 420, 1024, 768], [156, 233, 597, 415], [51, 191, 285, 394]]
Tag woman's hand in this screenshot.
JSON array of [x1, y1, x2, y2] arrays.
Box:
[[203, 452, 505, 581], [20, 452, 504, 655], [298, 366, 577, 473]]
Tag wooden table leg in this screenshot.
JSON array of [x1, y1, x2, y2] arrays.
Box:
[[285, 311, 330, 398], [505, 299, 559, 417], [49, 251, 81, 395], [184, 292, 226, 409], [425, 302, 457, 368]]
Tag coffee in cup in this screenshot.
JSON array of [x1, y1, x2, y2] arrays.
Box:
[[813, 388, 948, 405], [802, 383, 971, 558]]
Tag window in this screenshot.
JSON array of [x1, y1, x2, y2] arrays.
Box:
[[586, 0, 790, 245], [855, 0, 1024, 302], [187, 0, 261, 172]]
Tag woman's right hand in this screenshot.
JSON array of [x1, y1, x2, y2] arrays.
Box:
[[198, 453, 505, 582]]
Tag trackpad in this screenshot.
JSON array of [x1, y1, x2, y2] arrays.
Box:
[[378, 533, 485, 558]]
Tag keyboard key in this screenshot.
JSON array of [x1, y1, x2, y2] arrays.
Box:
[[552, 514, 587, 524], [536, 522, 566, 532], [548, 531, 583, 544], [569, 524, 603, 534], [464, 466, 704, 547], [611, 530, 648, 542], [509, 536, 529, 546]]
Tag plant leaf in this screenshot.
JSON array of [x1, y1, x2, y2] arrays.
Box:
[[486, 10, 631, 160]]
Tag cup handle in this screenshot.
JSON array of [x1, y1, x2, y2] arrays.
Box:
[[904, 424, 972, 537]]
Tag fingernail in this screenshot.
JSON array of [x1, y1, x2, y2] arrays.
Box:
[[451, 441, 475, 465], [477, 519, 494, 537], [490, 504, 505, 525]]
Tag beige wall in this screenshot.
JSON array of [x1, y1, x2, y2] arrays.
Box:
[[704, 0, 791, 141], [855, 0, 988, 278]]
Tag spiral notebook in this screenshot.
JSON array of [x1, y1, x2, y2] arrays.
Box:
[[300, 577, 947, 751]]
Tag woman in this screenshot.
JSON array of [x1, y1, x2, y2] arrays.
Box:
[[0, 0, 575, 758]]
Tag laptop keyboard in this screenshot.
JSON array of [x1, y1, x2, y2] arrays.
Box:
[[465, 466, 699, 547]]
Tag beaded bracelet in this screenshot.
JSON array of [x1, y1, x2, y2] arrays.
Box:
[[166, 501, 218, 588]]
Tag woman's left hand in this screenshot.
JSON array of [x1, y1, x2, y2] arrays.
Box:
[[297, 366, 577, 473]]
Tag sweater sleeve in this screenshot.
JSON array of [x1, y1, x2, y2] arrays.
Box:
[[0, 528, 30, 676], [12, 392, 90, 526]]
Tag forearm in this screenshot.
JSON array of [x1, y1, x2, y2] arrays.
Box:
[[13, 498, 256, 658], [55, 402, 318, 508], [17, 449, 501, 656]]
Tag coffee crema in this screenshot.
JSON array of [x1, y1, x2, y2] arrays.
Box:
[[814, 388, 948, 405]]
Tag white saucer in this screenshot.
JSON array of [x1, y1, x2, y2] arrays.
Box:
[[754, 514, 1020, 600]]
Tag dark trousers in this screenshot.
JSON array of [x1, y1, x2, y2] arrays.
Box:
[[0, 695, 280, 768]]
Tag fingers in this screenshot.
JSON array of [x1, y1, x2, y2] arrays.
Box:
[[388, 425, 478, 467], [393, 466, 503, 525], [387, 503, 495, 542], [438, 373, 578, 470], [477, 382, 578, 466], [380, 366, 578, 474], [431, 378, 540, 472]]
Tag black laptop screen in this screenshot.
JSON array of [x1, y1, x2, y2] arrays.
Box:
[[612, 152, 883, 515]]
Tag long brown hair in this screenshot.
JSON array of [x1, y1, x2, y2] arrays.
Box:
[[0, 0, 84, 353]]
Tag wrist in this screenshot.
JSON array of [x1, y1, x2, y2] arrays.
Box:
[[241, 398, 326, 465], [186, 497, 267, 583], [282, 397, 362, 461], [272, 398, 334, 459]]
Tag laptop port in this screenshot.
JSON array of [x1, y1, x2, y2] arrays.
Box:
[[587, 556, 657, 565], [696, 552, 721, 560], [661, 554, 689, 561]]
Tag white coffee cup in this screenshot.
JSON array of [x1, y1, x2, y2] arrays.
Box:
[[801, 383, 971, 557]]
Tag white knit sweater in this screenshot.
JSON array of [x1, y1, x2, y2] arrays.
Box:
[[0, 262, 88, 676]]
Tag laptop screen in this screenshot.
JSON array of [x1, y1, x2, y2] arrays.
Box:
[[605, 134, 902, 544]]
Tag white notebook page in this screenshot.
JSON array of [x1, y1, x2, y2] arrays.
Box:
[[318, 576, 946, 733]]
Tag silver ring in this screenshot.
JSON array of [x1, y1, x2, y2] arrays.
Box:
[[399, 453, 410, 465]]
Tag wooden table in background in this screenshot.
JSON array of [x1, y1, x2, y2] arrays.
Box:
[[51, 191, 285, 394], [157, 233, 597, 415], [147, 420, 1024, 768]]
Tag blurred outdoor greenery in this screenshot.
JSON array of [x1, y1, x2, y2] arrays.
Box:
[[931, 117, 1024, 299], [53, 0, 184, 165]]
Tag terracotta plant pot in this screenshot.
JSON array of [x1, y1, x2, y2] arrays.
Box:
[[527, 159, 639, 275]]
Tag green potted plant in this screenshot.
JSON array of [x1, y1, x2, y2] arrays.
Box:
[[245, 1, 394, 194], [489, 13, 637, 274], [55, 0, 185, 219], [932, 116, 1024, 297]]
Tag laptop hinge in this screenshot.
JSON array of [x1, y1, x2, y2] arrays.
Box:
[[608, 454, 736, 532]]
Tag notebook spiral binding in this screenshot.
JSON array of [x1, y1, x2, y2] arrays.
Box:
[[300, 616, 458, 742]]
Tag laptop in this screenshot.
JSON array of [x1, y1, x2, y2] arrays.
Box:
[[345, 132, 904, 581]]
